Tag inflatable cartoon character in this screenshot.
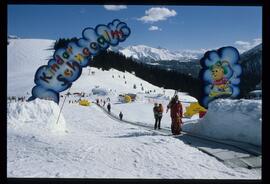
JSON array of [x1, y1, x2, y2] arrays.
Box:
[[209, 61, 232, 97], [184, 102, 207, 118]]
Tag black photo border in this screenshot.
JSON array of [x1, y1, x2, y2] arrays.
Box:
[[1, 0, 268, 184]]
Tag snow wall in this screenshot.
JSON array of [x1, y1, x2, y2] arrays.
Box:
[[183, 99, 261, 146], [7, 99, 67, 134]]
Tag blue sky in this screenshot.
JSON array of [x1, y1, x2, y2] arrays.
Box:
[[8, 5, 262, 52]]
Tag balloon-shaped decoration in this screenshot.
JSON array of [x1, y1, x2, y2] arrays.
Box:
[[199, 46, 242, 108], [28, 19, 131, 104], [124, 95, 132, 103], [79, 99, 91, 106], [184, 102, 207, 118]]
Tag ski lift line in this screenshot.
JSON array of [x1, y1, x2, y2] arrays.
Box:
[[93, 103, 168, 135], [93, 103, 260, 156], [96, 103, 152, 129]]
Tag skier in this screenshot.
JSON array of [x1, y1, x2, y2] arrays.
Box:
[[166, 95, 183, 135], [107, 103, 111, 114], [96, 99, 100, 105], [157, 103, 164, 129], [153, 103, 159, 129], [119, 111, 123, 120]]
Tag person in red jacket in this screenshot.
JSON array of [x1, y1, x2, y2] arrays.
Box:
[[166, 95, 183, 135]]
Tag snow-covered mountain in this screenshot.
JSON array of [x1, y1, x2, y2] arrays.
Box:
[[239, 43, 262, 95], [8, 35, 20, 39], [240, 43, 262, 68], [111, 45, 204, 62]]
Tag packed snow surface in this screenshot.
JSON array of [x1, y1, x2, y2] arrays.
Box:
[[7, 99, 260, 178], [7, 38, 261, 178]]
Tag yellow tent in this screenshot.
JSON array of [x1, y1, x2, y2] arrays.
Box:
[[79, 99, 91, 106], [124, 95, 132, 103]]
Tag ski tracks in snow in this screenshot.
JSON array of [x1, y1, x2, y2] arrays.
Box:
[[8, 102, 260, 178]]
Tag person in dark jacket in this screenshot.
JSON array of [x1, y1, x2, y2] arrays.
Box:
[[157, 103, 164, 129], [153, 103, 159, 129], [167, 95, 183, 135], [119, 111, 123, 120], [107, 103, 111, 113]]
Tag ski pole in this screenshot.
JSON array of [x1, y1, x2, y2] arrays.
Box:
[[56, 86, 71, 124]]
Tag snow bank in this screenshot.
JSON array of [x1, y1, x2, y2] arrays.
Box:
[[183, 99, 261, 146], [7, 99, 67, 134]]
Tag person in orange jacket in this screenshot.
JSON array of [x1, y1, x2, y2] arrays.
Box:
[[167, 95, 183, 135]]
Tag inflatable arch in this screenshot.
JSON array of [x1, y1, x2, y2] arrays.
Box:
[[28, 19, 131, 104], [199, 46, 242, 108]]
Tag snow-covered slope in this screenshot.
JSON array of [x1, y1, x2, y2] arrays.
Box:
[[7, 99, 260, 178], [113, 45, 203, 62], [7, 38, 196, 102], [8, 39, 55, 75], [7, 38, 261, 179], [8, 39, 55, 96]]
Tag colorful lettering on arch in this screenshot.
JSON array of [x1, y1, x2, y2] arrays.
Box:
[[29, 19, 131, 104]]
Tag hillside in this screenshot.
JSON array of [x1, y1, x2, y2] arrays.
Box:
[[7, 38, 195, 101], [7, 38, 261, 179], [239, 44, 262, 96]]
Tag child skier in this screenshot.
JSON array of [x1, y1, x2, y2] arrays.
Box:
[[107, 103, 111, 114], [119, 111, 123, 120]]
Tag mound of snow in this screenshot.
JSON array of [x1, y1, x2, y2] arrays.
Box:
[[7, 99, 67, 134], [183, 99, 261, 146]]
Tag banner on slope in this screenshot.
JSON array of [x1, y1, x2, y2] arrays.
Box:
[[199, 46, 242, 108], [28, 19, 131, 104]]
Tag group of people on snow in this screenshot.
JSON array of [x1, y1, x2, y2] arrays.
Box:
[[96, 93, 183, 135], [96, 97, 110, 107], [8, 96, 26, 102], [153, 94, 183, 135], [106, 102, 123, 120], [99, 99, 123, 121]]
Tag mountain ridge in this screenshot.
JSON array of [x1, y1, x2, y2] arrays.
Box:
[[111, 44, 204, 62]]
